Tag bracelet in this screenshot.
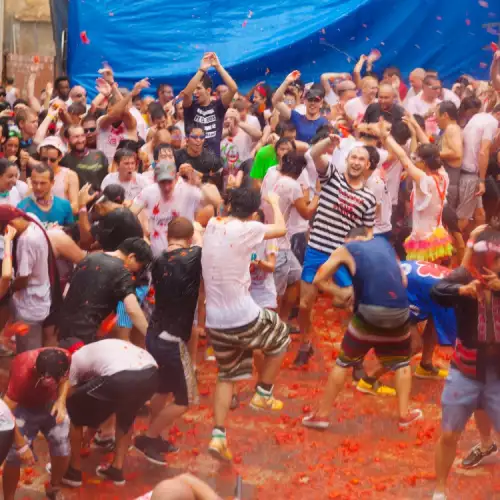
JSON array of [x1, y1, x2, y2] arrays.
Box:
[[17, 444, 29, 454], [198, 68, 206, 75], [78, 206, 88, 214]]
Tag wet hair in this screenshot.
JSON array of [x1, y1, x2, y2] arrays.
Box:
[[168, 217, 194, 240], [153, 143, 173, 162], [117, 139, 143, 152], [275, 137, 296, 152], [423, 75, 440, 86], [459, 96, 481, 114], [117, 237, 153, 265], [391, 120, 411, 145], [346, 226, 368, 239], [364, 145, 380, 171], [384, 66, 402, 78], [228, 187, 261, 219], [412, 114, 426, 130], [438, 100, 459, 121], [6, 77, 14, 85], [64, 124, 84, 140], [281, 151, 307, 179], [36, 349, 70, 381], [68, 102, 86, 116], [32, 163, 55, 181], [150, 106, 166, 122], [113, 148, 136, 165], [12, 99, 29, 109], [0, 158, 15, 176], [185, 124, 204, 137], [168, 125, 181, 135], [15, 107, 36, 127], [157, 83, 173, 97], [417, 143, 442, 171], [456, 75, 471, 87], [311, 128, 331, 145], [82, 112, 97, 125], [0, 121, 9, 141], [201, 74, 213, 91], [54, 76, 70, 89], [276, 121, 296, 136], [256, 208, 265, 223]]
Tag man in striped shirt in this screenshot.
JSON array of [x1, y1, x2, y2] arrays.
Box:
[[295, 135, 376, 366]]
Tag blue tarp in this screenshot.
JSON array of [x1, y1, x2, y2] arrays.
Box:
[[67, 0, 498, 96]]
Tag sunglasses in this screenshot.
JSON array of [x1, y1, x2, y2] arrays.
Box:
[[189, 134, 205, 140], [40, 156, 59, 163], [84, 127, 96, 133], [307, 96, 321, 103]]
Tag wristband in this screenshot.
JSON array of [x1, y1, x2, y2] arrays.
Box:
[[79, 206, 88, 214], [198, 68, 206, 75], [17, 444, 29, 454], [467, 239, 475, 249]]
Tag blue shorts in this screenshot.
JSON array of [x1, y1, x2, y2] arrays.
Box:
[[441, 367, 500, 434], [116, 285, 149, 328], [301, 246, 330, 284]]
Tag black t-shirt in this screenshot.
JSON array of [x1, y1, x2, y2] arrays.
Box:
[[60, 150, 109, 191], [91, 207, 143, 251], [149, 246, 202, 342], [58, 253, 135, 343], [363, 103, 405, 125], [174, 148, 223, 191], [183, 99, 227, 156]]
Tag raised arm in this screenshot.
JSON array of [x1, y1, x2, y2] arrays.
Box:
[[212, 54, 238, 108], [182, 53, 214, 108], [491, 51, 500, 92], [352, 55, 367, 89], [310, 134, 340, 174], [320, 72, 350, 95], [272, 71, 301, 121]]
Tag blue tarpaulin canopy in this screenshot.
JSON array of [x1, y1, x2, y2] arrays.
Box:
[[65, 0, 498, 95]]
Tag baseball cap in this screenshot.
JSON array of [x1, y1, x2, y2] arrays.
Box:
[[95, 184, 125, 205], [305, 84, 325, 100], [37, 135, 66, 155], [155, 160, 176, 182]]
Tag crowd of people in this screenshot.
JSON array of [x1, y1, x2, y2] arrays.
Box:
[[0, 48, 498, 500]]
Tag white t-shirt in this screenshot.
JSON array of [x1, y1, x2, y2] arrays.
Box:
[[405, 94, 440, 116], [133, 180, 202, 257], [325, 89, 339, 106], [68, 339, 157, 387], [366, 169, 392, 234], [101, 172, 148, 201], [383, 159, 404, 206], [97, 119, 135, 165], [12, 221, 51, 322], [0, 185, 23, 207], [344, 96, 371, 122], [250, 239, 278, 310], [245, 114, 262, 131], [0, 399, 14, 431], [130, 106, 149, 141], [16, 180, 28, 199], [261, 167, 303, 250], [462, 113, 499, 174], [202, 218, 267, 329]]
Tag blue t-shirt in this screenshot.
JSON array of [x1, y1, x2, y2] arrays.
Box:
[[290, 110, 328, 143], [343, 238, 408, 310], [17, 196, 74, 227], [333, 259, 457, 346]]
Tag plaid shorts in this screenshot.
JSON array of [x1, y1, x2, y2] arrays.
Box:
[[337, 314, 411, 371], [207, 309, 290, 381]]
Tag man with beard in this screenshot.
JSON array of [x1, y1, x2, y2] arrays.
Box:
[[60, 125, 108, 191], [363, 83, 405, 126]]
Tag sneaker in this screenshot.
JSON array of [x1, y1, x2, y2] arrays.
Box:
[[205, 346, 216, 361], [154, 436, 179, 454], [62, 466, 83, 487], [93, 434, 115, 452], [96, 465, 125, 486], [415, 364, 448, 380], [462, 443, 498, 468], [250, 391, 283, 412], [134, 435, 168, 465], [398, 409, 423, 429], [230, 394, 240, 410], [208, 434, 233, 462], [45, 485, 64, 500], [302, 413, 330, 430], [293, 345, 313, 367], [356, 379, 396, 397]]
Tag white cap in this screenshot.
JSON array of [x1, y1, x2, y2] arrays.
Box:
[[37, 135, 66, 155]]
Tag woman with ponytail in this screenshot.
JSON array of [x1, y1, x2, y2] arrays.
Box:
[[0, 205, 61, 352]]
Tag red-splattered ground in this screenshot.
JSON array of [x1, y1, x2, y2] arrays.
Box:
[[1, 297, 499, 499]]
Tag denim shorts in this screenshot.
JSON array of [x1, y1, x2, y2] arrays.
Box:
[[6, 405, 70, 464], [441, 367, 500, 434]]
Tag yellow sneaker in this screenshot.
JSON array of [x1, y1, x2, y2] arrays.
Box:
[[250, 391, 284, 412], [356, 379, 396, 397], [205, 346, 216, 361], [415, 364, 448, 380], [208, 435, 233, 462]]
